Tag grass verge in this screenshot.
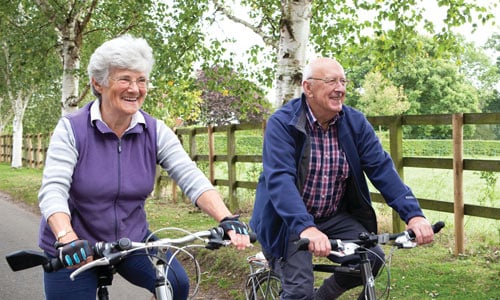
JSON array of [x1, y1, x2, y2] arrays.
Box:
[[0, 163, 499, 299]]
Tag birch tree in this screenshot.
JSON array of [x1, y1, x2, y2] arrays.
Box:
[[35, 0, 98, 116], [274, 0, 311, 107], [0, 1, 55, 168], [0, 44, 30, 168], [210, 0, 496, 107]]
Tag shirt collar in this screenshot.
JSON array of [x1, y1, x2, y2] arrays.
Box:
[[304, 101, 339, 129], [90, 99, 145, 131]]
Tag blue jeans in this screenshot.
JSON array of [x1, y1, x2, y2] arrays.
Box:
[[44, 244, 189, 299], [265, 212, 385, 300]]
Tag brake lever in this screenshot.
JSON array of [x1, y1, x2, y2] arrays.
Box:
[[329, 241, 359, 257], [394, 231, 417, 248], [69, 257, 111, 281], [69, 251, 126, 280]]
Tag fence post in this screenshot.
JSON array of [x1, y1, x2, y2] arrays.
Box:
[[452, 113, 465, 255], [27, 135, 34, 168], [0, 135, 4, 162], [208, 125, 215, 184], [227, 124, 239, 211], [389, 116, 405, 233]]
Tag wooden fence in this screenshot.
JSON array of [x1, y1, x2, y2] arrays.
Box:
[[0, 112, 499, 255], [0, 133, 51, 168], [172, 112, 500, 255]]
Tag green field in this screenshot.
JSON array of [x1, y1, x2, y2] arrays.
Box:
[[0, 163, 498, 299]]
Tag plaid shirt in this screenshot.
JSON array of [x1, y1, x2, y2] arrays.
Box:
[[302, 105, 350, 218]]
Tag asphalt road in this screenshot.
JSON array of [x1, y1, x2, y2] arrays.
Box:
[[0, 192, 152, 300]]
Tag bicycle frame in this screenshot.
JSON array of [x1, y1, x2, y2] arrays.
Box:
[[247, 221, 445, 300], [6, 226, 245, 300]]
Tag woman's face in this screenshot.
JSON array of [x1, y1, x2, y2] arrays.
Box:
[[94, 69, 148, 118]]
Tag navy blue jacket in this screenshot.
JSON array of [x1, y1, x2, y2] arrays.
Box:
[[250, 95, 424, 259]]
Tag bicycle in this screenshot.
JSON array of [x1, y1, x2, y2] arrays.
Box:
[[245, 251, 282, 300], [245, 221, 445, 300], [6, 226, 256, 300]]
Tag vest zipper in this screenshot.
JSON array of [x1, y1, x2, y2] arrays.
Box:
[[115, 138, 122, 239]]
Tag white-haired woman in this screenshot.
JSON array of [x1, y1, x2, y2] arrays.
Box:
[[38, 34, 249, 300]]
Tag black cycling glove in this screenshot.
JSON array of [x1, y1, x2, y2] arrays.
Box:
[[219, 214, 249, 239], [56, 240, 92, 267]]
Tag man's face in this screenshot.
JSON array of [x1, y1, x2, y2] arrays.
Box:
[[303, 61, 347, 123]]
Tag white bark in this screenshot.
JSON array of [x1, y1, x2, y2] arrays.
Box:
[[60, 38, 80, 116], [11, 92, 30, 168], [1, 41, 29, 168], [59, 21, 81, 116], [274, 0, 312, 107], [36, 0, 97, 116]]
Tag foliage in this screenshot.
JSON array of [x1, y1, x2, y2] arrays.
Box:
[[475, 171, 498, 207], [195, 65, 271, 126], [0, 1, 60, 134], [341, 32, 499, 139], [314, 1, 496, 73], [1, 0, 498, 141], [144, 78, 203, 127], [357, 71, 410, 117]]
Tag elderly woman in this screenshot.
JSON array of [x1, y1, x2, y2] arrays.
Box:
[[38, 34, 249, 300]]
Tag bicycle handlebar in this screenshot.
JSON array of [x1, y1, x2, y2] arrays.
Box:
[[295, 221, 445, 255], [5, 227, 257, 278]]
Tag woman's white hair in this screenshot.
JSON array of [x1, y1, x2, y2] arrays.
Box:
[[87, 34, 154, 97]]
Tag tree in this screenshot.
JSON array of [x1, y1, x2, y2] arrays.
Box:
[[210, 0, 496, 107], [195, 65, 271, 126], [357, 72, 410, 117], [0, 1, 58, 167], [35, 0, 99, 116]]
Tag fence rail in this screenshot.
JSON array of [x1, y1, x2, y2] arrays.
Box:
[[1, 113, 499, 255], [0, 133, 51, 168], [172, 112, 499, 255]]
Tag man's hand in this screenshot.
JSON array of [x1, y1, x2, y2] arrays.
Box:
[[299, 227, 331, 257], [407, 216, 434, 245]]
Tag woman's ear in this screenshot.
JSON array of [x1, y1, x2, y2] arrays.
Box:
[[91, 78, 103, 94]]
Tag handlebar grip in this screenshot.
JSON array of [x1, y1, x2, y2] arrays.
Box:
[[295, 238, 340, 251], [248, 232, 258, 243], [407, 221, 445, 238], [45, 257, 64, 272], [295, 238, 310, 251], [432, 221, 445, 233]]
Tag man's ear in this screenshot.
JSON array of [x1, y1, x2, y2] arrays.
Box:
[[302, 80, 313, 98]]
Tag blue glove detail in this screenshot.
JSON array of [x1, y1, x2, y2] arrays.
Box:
[[219, 215, 249, 239], [57, 240, 92, 267]]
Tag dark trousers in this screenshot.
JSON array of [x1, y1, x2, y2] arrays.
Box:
[[265, 212, 385, 300]]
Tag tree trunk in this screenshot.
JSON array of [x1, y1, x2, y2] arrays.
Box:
[[11, 93, 28, 168], [59, 25, 81, 116], [274, 0, 312, 107]]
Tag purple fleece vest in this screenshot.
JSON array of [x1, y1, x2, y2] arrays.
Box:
[[40, 101, 157, 255]]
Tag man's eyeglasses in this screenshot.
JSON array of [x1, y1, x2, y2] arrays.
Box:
[[110, 77, 149, 89], [308, 77, 349, 87]]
